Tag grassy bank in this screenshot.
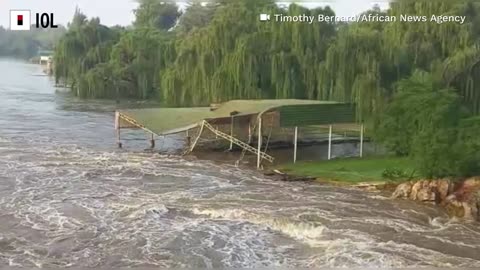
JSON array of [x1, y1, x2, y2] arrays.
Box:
[[278, 157, 418, 184]]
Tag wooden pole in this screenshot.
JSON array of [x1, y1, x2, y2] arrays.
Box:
[[115, 111, 119, 130], [360, 124, 364, 158], [248, 122, 252, 144], [115, 111, 122, 148], [328, 125, 332, 160], [150, 133, 155, 149], [257, 117, 262, 169], [229, 116, 234, 150], [116, 129, 122, 148], [293, 126, 298, 163], [186, 129, 191, 148]]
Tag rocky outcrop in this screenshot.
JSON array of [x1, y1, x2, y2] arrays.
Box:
[[444, 177, 480, 221], [392, 178, 480, 221], [392, 179, 453, 203], [410, 180, 434, 202], [392, 182, 413, 199]]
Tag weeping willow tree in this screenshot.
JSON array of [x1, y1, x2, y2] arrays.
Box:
[[321, 21, 388, 121], [134, 0, 181, 30], [54, 0, 480, 118], [160, 1, 336, 106], [105, 29, 168, 99], [383, 0, 480, 114], [316, 0, 480, 121], [176, 1, 217, 34], [161, 0, 274, 105], [54, 9, 122, 97], [54, 2, 178, 99]]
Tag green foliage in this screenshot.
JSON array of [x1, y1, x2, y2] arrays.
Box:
[[381, 168, 412, 181], [176, 2, 217, 34], [376, 71, 437, 155], [53, 0, 480, 118], [54, 7, 177, 100], [455, 116, 480, 176], [410, 88, 464, 178], [110, 29, 174, 99], [134, 0, 181, 30], [161, 1, 337, 106], [54, 9, 123, 96], [377, 71, 470, 178]]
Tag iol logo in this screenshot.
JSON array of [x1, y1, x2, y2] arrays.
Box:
[[9, 10, 58, 31], [10, 10, 31, 31]]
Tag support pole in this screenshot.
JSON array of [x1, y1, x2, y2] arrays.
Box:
[[115, 111, 122, 148], [360, 124, 364, 158], [229, 116, 234, 150], [328, 125, 332, 160], [293, 126, 298, 163], [150, 133, 155, 149], [117, 129, 122, 148], [257, 117, 262, 169], [189, 121, 205, 153]]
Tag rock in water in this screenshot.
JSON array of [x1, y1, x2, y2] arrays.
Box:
[[429, 179, 453, 202], [444, 178, 480, 221], [416, 187, 434, 202], [392, 177, 480, 220], [410, 180, 430, 201], [392, 182, 413, 199]]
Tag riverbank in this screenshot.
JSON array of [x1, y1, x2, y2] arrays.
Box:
[[278, 157, 418, 184], [275, 157, 480, 221]]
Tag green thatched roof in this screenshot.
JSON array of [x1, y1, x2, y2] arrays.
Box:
[[117, 99, 349, 135]]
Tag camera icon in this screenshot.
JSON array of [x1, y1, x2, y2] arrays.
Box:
[[259, 14, 270, 22]]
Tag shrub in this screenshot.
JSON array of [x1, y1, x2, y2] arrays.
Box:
[[454, 116, 480, 176], [381, 168, 411, 180], [377, 70, 467, 178]]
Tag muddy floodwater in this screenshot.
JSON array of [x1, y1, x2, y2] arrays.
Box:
[[0, 59, 480, 268]]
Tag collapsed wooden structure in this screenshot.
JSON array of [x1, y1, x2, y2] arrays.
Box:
[[115, 99, 362, 168]]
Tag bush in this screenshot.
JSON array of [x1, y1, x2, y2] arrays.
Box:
[[454, 116, 480, 176], [381, 168, 411, 181], [410, 88, 464, 178], [377, 70, 468, 178]]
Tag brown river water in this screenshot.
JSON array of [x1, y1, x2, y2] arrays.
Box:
[[0, 59, 479, 268]]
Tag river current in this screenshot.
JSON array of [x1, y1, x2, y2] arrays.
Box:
[[0, 59, 479, 268]]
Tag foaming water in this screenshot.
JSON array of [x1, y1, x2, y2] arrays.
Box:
[[0, 59, 480, 268]]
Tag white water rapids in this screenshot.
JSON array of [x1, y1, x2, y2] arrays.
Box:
[[0, 59, 479, 268]]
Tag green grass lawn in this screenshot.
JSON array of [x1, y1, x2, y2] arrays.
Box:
[[278, 157, 418, 184]]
